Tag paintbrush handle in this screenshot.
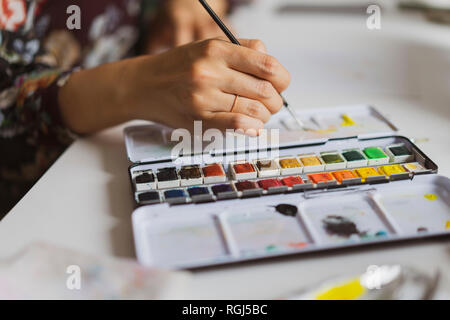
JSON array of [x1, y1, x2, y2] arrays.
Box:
[[198, 0, 241, 45]]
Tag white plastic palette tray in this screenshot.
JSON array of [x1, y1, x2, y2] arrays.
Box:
[[126, 105, 448, 269], [132, 175, 450, 269]]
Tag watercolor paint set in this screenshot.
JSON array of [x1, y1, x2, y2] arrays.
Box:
[[124, 105, 450, 269]]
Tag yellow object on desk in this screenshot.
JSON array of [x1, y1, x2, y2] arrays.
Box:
[[315, 278, 366, 300]]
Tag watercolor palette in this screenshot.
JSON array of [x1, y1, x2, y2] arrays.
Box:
[[125, 105, 449, 269], [130, 137, 434, 205], [132, 175, 450, 269]]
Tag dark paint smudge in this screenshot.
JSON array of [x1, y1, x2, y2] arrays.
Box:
[[273, 204, 298, 217], [322, 215, 361, 237]]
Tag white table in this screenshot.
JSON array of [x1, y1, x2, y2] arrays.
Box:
[[1, 1, 449, 299]]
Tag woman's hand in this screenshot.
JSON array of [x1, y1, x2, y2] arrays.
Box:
[[58, 38, 290, 136], [146, 0, 229, 53], [126, 38, 290, 135]]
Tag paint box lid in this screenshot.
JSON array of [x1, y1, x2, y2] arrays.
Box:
[[124, 105, 397, 163]]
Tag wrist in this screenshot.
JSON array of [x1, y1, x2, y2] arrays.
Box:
[[114, 58, 138, 123], [118, 56, 149, 122], [58, 60, 136, 134], [120, 55, 166, 124]]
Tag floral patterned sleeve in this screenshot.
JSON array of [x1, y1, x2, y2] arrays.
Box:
[[0, 1, 85, 142], [0, 0, 246, 216], [0, 0, 142, 215]]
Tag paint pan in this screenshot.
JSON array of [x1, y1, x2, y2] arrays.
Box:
[[363, 147, 389, 166], [341, 149, 368, 168], [332, 170, 361, 185], [211, 183, 234, 195], [211, 183, 237, 200], [257, 179, 285, 193], [375, 180, 450, 235], [223, 207, 310, 256], [320, 151, 347, 170], [385, 144, 414, 163], [255, 159, 280, 177], [281, 176, 304, 187], [187, 186, 214, 203], [156, 167, 180, 189], [137, 190, 161, 204], [402, 162, 428, 173], [277, 157, 303, 175], [298, 154, 325, 173], [134, 170, 156, 191], [354, 167, 385, 182], [300, 194, 391, 245], [202, 163, 226, 184], [230, 162, 257, 180], [144, 216, 228, 267], [187, 186, 210, 197], [163, 189, 188, 204], [179, 165, 203, 186], [234, 180, 262, 197], [234, 180, 259, 192], [378, 164, 407, 177], [257, 178, 282, 190], [307, 172, 336, 185]]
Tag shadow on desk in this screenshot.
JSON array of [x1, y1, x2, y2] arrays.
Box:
[[89, 128, 136, 259]]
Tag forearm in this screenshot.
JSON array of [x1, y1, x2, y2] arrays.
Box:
[[57, 59, 135, 135]]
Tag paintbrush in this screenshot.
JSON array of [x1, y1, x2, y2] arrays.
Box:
[[198, 0, 309, 131]]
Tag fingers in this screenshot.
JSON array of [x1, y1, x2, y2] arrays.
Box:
[[160, 38, 292, 135], [204, 112, 264, 136], [222, 40, 290, 93], [221, 68, 284, 114], [187, 88, 272, 125], [229, 96, 272, 123], [238, 39, 267, 54], [185, 89, 270, 133]]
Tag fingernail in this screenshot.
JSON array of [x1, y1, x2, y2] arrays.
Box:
[[246, 129, 258, 137]]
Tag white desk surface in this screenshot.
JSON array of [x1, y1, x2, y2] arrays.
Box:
[[1, 1, 449, 299]]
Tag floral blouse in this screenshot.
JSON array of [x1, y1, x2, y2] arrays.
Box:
[[0, 0, 243, 216]]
